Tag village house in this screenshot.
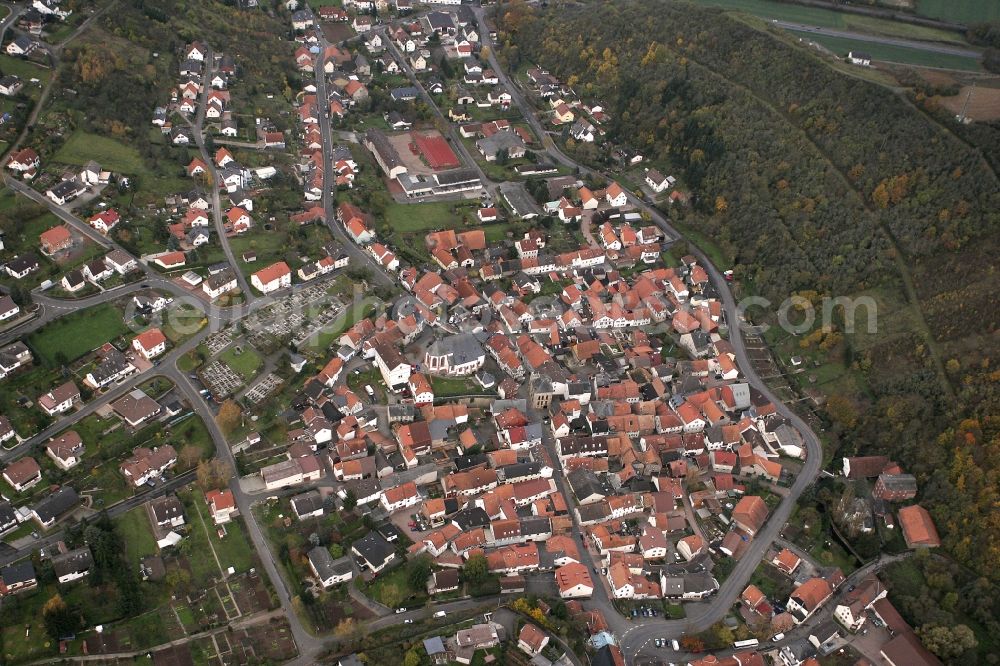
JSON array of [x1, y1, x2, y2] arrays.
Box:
[[111, 389, 162, 428], [132, 328, 167, 360], [308, 546, 353, 588], [261, 455, 323, 490], [3, 457, 42, 492], [53, 547, 93, 584], [151, 496, 185, 529], [38, 381, 81, 416], [120, 445, 177, 487], [39, 225, 73, 255], [352, 530, 396, 573], [206, 489, 238, 524], [251, 261, 292, 294], [45, 431, 84, 470], [787, 577, 833, 624]]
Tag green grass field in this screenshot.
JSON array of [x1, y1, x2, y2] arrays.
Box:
[[117, 506, 159, 567], [54, 131, 149, 174], [384, 201, 482, 233], [431, 375, 479, 397], [0, 54, 52, 84], [805, 33, 981, 70], [219, 345, 263, 381], [915, 0, 1000, 23], [27, 303, 129, 365], [690, 0, 969, 43], [184, 492, 255, 587]]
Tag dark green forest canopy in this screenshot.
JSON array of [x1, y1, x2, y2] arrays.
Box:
[[497, 0, 1000, 631]]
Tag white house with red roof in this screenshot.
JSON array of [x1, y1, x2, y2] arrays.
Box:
[[606, 182, 628, 208], [205, 489, 237, 524], [132, 328, 168, 360], [408, 373, 434, 406], [380, 481, 420, 512], [225, 207, 252, 234], [88, 210, 120, 234], [251, 261, 291, 294], [7, 147, 40, 176]]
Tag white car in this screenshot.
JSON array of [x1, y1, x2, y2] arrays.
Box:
[[395, 607, 407, 614], [364, 384, 376, 397]]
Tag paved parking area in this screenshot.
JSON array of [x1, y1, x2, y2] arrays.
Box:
[[849, 624, 892, 663]]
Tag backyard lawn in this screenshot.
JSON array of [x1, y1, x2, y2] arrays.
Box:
[[183, 491, 256, 587], [0, 54, 52, 84], [27, 302, 128, 365], [0, 585, 57, 663], [363, 565, 427, 609], [431, 375, 480, 397], [54, 131, 149, 174], [117, 505, 159, 568]]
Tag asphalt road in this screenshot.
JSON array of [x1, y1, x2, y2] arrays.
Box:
[[773, 20, 982, 58], [472, 8, 825, 663], [310, 41, 398, 292], [0, 468, 196, 568], [0, 2, 25, 46]]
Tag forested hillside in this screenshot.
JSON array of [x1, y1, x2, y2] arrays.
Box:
[[499, 0, 1000, 638]]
